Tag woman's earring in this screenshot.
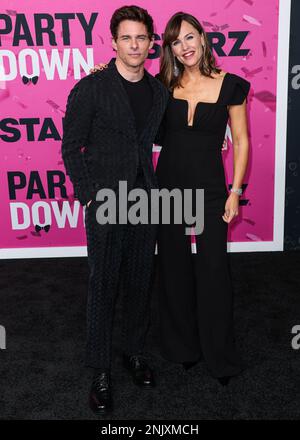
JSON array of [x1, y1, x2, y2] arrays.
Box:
[[173, 58, 179, 77]]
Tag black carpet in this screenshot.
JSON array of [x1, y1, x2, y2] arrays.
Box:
[[0, 251, 300, 420]]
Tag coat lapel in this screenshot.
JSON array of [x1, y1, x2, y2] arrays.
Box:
[[138, 69, 164, 143]]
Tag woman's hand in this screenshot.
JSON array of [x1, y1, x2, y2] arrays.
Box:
[[89, 63, 108, 74], [222, 192, 239, 223]]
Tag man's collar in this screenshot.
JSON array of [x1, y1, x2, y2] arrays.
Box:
[[108, 57, 153, 80]]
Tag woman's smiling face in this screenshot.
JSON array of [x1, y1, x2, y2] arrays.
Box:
[[171, 20, 205, 69]]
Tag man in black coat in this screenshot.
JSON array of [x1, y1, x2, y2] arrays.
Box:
[[61, 5, 169, 414]]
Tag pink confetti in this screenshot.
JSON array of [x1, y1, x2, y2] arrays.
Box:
[[242, 51, 253, 61], [254, 91, 276, 112], [31, 231, 41, 237], [241, 67, 263, 78], [225, 0, 235, 8], [12, 96, 28, 109], [242, 15, 262, 26], [5, 9, 17, 16], [208, 23, 230, 32], [0, 82, 9, 102], [246, 233, 262, 241], [46, 100, 64, 114], [203, 21, 214, 28], [243, 217, 255, 226], [17, 149, 24, 159]]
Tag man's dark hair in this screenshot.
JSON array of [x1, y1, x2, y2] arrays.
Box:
[[110, 5, 154, 40]]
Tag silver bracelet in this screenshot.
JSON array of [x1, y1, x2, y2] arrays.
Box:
[[230, 187, 242, 196]]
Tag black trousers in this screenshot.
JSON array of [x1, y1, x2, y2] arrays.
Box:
[[84, 171, 157, 369], [157, 191, 242, 378]]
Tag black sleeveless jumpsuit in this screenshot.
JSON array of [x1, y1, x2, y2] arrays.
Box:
[[155, 73, 250, 378]]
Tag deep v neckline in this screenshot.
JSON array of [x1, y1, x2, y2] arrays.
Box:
[[172, 73, 229, 127]]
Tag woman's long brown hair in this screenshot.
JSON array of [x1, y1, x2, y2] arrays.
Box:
[[159, 12, 221, 90]]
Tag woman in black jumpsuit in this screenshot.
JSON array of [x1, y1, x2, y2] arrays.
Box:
[[155, 13, 250, 383]]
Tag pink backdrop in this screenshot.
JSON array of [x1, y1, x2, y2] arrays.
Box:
[[0, 0, 279, 254]]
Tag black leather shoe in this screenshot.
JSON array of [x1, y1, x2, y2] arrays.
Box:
[[217, 376, 231, 386], [89, 370, 113, 414], [122, 354, 155, 388]]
